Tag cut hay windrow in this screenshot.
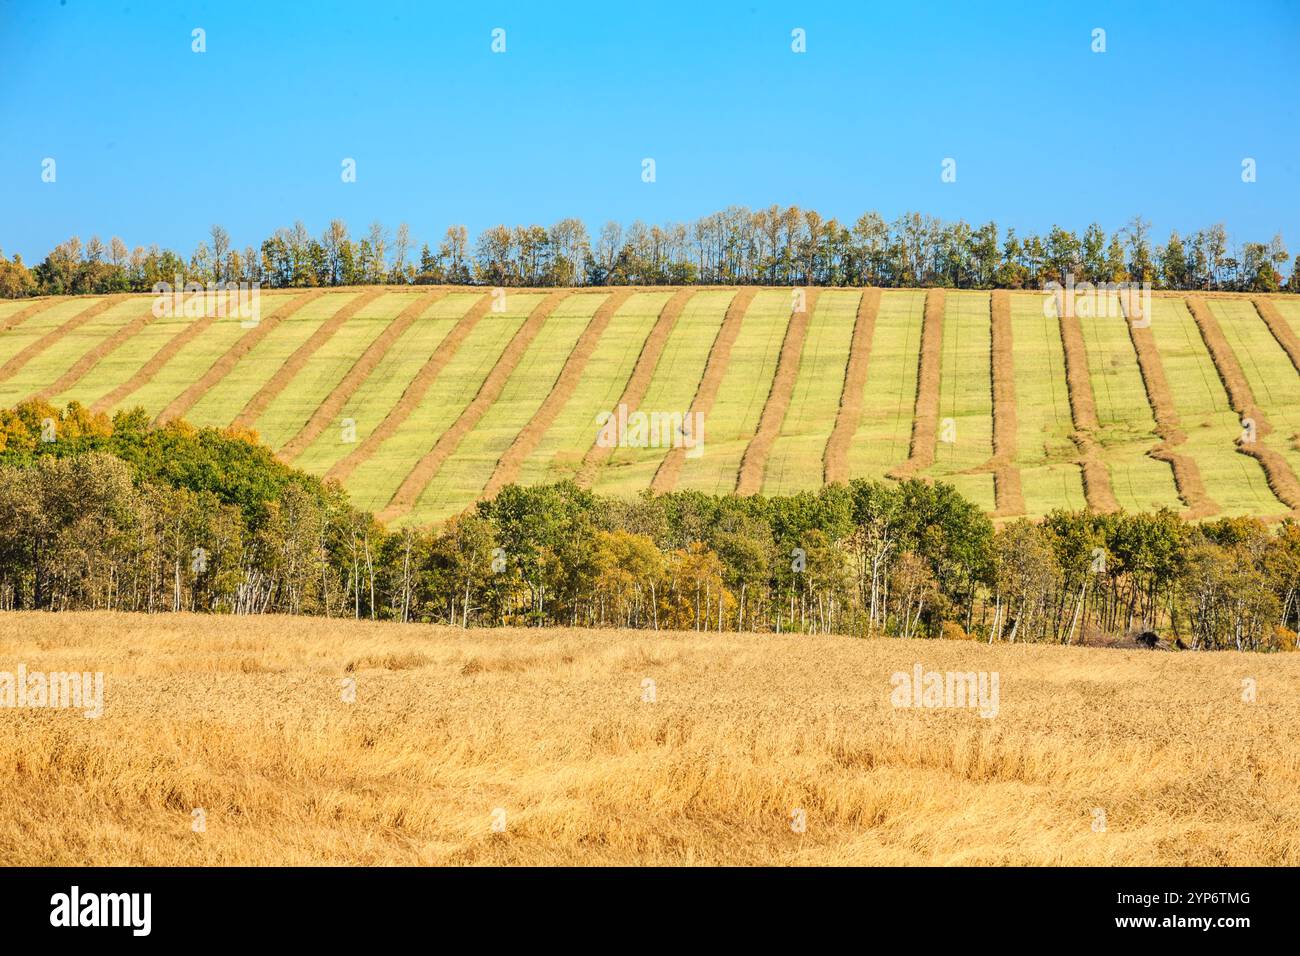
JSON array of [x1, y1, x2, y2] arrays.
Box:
[[1253, 298, 1300, 376], [377, 290, 571, 523], [733, 289, 817, 495], [1055, 292, 1119, 513], [651, 288, 757, 493], [325, 292, 494, 485], [0, 298, 60, 334], [1186, 296, 1300, 512], [233, 288, 387, 430], [91, 309, 222, 413], [279, 290, 448, 462], [576, 288, 694, 488], [0, 295, 126, 386], [890, 288, 945, 479], [481, 289, 632, 499], [150, 290, 325, 424], [1117, 291, 1217, 518], [35, 303, 157, 402], [823, 289, 879, 485], [987, 290, 1025, 516]]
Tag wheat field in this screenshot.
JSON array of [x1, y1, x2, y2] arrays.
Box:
[[0, 611, 1296, 866]]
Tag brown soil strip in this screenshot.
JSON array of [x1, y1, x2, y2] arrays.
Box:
[[0, 295, 128, 386], [1253, 298, 1300, 375], [1055, 292, 1120, 513], [278, 290, 448, 462], [36, 304, 157, 401], [325, 291, 494, 485], [987, 290, 1026, 517], [889, 289, 945, 480], [575, 289, 695, 488], [1117, 291, 1217, 518], [823, 289, 880, 485], [1185, 296, 1300, 512], [650, 288, 759, 494], [147, 290, 324, 423], [733, 289, 818, 495], [232, 288, 387, 431], [1, 298, 61, 334], [376, 290, 571, 523], [481, 289, 635, 499]]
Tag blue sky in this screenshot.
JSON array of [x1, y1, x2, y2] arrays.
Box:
[[1, 0, 1297, 260]]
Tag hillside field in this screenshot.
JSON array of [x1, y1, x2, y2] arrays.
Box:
[[0, 612, 1295, 865], [3, 287, 1300, 524]]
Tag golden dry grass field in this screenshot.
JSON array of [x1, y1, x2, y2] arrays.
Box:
[[0, 611, 1297, 866]]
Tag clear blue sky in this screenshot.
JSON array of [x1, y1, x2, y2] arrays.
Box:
[[2, 0, 1297, 260]]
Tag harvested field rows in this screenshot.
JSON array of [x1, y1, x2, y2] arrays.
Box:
[[653, 288, 758, 494], [733, 288, 817, 495], [673, 289, 788, 496], [1008, 292, 1086, 515], [522, 291, 675, 488], [923, 290, 995, 512], [823, 288, 880, 486], [844, 290, 926, 481], [1185, 297, 1300, 513], [4, 288, 1300, 524], [763, 289, 859, 497], [591, 290, 734, 498], [1146, 299, 1279, 516], [410, 291, 596, 524]]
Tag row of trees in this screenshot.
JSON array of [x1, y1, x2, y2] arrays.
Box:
[[1, 401, 1296, 651], [4, 210, 1297, 298]]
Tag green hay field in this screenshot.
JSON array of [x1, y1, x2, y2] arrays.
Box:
[[4, 287, 1299, 525]]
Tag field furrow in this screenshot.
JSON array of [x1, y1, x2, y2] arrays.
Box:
[[1146, 298, 1279, 516], [669, 289, 787, 495], [482, 289, 630, 499], [327, 292, 494, 485], [521, 291, 675, 488], [892, 289, 945, 480], [1, 298, 142, 407], [823, 288, 880, 486], [8, 287, 1300, 525], [85, 300, 236, 414], [234, 288, 388, 434], [1116, 291, 1216, 517], [922, 290, 995, 512], [151, 290, 327, 424], [1074, 292, 1182, 513], [413, 292, 603, 522], [844, 291, 924, 482], [339, 296, 538, 513], [1210, 297, 1300, 505], [1186, 297, 1300, 512], [988, 291, 1025, 516], [761, 290, 859, 496], [242, 291, 410, 450], [1056, 292, 1119, 512], [734, 289, 817, 495], [279, 290, 448, 461], [591, 290, 734, 497], [652, 288, 757, 493], [1007, 291, 1085, 516], [0, 296, 117, 390], [292, 293, 478, 476], [0, 298, 60, 334], [378, 292, 567, 522], [41, 302, 158, 403], [1253, 298, 1300, 374]]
